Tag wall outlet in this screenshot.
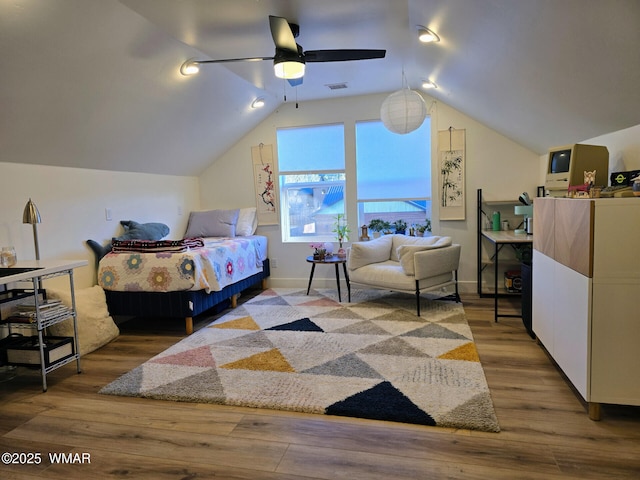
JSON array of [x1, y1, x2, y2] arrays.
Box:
[[271, 258, 278, 268], [105, 208, 112, 221], [177, 205, 183, 216]]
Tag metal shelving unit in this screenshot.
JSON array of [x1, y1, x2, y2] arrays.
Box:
[[2, 267, 82, 391], [476, 189, 530, 298]]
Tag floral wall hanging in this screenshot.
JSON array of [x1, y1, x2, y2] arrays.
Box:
[[251, 143, 279, 225]]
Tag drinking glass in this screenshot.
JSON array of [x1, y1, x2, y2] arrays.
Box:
[[1, 246, 17, 267]]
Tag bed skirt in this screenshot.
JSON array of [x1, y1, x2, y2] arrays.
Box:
[[104, 259, 270, 334]]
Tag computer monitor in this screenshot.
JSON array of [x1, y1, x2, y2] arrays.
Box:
[[545, 144, 609, 197]]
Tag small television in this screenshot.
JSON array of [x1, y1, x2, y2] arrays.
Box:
[[545, 144, 609, 197]]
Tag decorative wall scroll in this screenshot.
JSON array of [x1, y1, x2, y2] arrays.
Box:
[[251, 143, 279, 225], [437, 127, 466, 220]]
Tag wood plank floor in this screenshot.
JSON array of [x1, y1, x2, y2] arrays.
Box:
[[1, 291, 639, 479]]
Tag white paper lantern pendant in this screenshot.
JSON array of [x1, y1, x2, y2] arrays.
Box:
[[380, 88, 427, 134]]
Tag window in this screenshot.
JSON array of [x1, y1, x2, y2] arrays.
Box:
[[277, 124, 345, 242], [355, 119, 431, 232], [276, 119, 432, 243]]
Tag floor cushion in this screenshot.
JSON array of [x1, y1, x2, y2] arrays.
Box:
[[46, 285, 119, 356]]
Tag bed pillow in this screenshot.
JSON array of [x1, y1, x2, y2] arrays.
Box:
[[184, 209, 240, 238], [236, 207, 258, 236]]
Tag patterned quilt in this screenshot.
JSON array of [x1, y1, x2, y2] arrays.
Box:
[[98, 237, 265, 293]]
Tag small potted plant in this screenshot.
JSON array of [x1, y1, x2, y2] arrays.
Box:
[[332, 214, 351, 257], [310, 242, 327, 261], [415, 218, 432, 237], [368, 218, 390, 238], [392, 219, 407, 235]]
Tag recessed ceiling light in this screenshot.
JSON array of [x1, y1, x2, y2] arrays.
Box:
[[180, 59, 200, 75], [417, 26, 440, 43], [251, 97, 265, 109], [422, 80, 438, 89]]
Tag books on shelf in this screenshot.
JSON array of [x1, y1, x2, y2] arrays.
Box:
[[2, 299, 70, 323]]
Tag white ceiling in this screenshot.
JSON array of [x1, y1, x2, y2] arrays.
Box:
[[2, 0, 639, 176]]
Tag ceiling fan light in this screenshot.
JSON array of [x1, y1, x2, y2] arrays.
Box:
[[274, 59, 305, 79], [180, 60, 200, 76], [417, 26, 440, 43]]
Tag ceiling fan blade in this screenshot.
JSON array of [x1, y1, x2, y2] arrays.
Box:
[[269, 15, 298, 52], [196, 56, 274, 64], [304, 49, 386, 62]]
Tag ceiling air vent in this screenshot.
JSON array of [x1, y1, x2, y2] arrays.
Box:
[[326, 82, 348, 90]]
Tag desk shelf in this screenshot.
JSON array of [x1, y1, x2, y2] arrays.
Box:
[[477, 189, 533, 321]]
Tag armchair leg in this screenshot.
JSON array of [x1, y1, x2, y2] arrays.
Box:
[[415, 280, 421, 316]]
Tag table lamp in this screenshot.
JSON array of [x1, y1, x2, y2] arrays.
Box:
[[22, 198, 42, 260]]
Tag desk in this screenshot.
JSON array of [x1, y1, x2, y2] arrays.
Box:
[[0, 259, 88, 391], [306, 255, 350, 302], [481, 230, 532, 322]]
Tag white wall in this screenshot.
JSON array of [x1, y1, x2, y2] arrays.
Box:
[[199, 92, 540, 292], [0, 162, 200, 289]]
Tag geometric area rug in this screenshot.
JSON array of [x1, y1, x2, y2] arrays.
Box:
[[100, 288, 500, 432]]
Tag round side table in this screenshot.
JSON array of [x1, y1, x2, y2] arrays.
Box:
[[305, 255, 350, 302]]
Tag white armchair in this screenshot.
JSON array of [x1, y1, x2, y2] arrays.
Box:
[[347, 234, 461, 315]]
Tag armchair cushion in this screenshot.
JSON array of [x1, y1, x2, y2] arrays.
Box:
[[347, 235, 393, 270], [397, 236, 453, 275]]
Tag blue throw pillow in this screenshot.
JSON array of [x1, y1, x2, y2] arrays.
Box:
[[87, 220, 170, 265], [114, 220, 170, 241]]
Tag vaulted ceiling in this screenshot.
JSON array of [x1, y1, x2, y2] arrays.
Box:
[[2, 0, 639, 176]]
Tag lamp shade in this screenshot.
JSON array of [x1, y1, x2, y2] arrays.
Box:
[[22, 198, 41, 224], [380, 89, 427, 134]]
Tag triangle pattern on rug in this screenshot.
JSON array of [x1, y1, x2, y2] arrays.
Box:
[[100, 288, 500, 432], [267, 317, 324, 332], [210, 315, 261, 331], [150, 345, 217, 368], [326, 381, 436, 426], [299, 297, 342, 307], [303, 353, 384, 379], [248, 295, 291, 306], [220, 348, 295, 373], [438, 342, 480, 362], [333, 320, 391, 336], [147, 367, 226, 403], [359, 336, 429, 358], [403, 323, 470, 340], [313, 306, 367, 320]]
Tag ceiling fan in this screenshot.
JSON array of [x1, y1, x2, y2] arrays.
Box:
[[180, 15, 386, 86]]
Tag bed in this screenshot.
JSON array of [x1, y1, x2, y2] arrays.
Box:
[[92, 208, 270, 334]]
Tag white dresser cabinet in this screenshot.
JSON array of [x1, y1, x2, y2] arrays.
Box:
[[532, 197, 640, 420]]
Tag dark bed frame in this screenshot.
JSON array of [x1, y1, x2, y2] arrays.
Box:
[[104, 259, 270, 334]]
